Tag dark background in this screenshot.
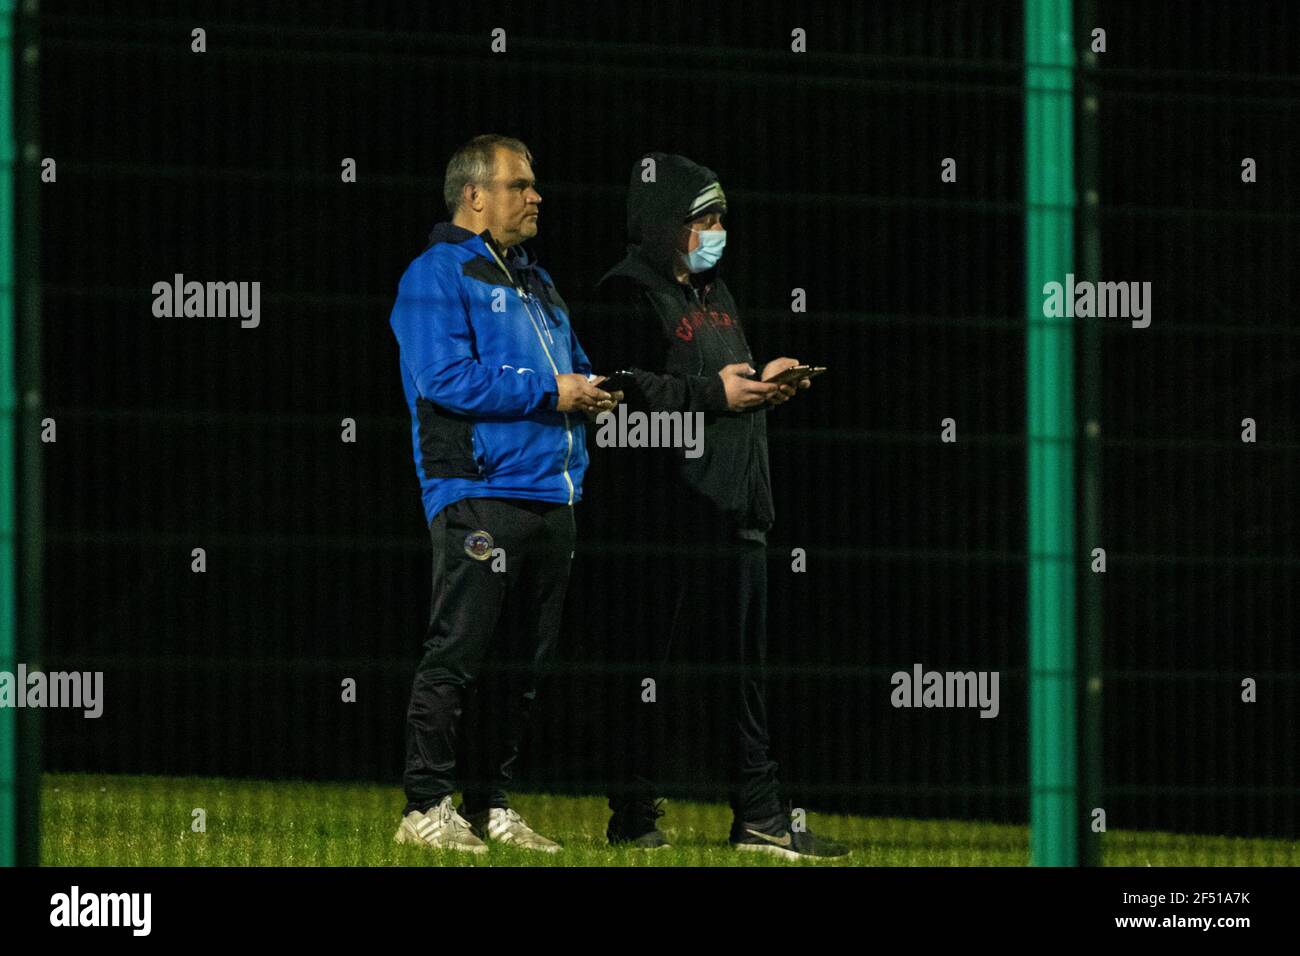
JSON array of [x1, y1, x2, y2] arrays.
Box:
[[34, 0, 1299, 844]]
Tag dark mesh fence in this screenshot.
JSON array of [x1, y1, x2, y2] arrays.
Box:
[[1088, 0, 1300, 863], [26, 0, 1298, 865]]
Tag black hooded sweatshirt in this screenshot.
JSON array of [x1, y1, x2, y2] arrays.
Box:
[[585, 154, 774, 543]]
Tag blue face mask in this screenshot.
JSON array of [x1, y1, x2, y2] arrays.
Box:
[[684, 228, 726, 273]]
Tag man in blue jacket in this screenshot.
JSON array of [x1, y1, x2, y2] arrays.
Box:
[[389, 135, 616, 853]]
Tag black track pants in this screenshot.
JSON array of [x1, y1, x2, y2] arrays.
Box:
[[403, 496, 575, 815], [607, 532, 783, 824]]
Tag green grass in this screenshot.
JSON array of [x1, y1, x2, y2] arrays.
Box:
[[41, 773, 1298, 866]]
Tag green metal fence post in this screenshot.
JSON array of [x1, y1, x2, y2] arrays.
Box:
[[1, 0, 38, 867], [1025, 0, 1079, 866]]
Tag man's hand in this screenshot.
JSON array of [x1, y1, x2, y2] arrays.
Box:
[[555, 372, 616, 414], [719, 363, 780, 411], [585, 376, 625, 420], [759, 356, 810, 405]]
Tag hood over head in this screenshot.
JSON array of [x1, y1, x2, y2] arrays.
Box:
[[619, 153, 727, 282]]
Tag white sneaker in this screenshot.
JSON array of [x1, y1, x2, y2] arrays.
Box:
[[394, 796, 488, 854], [464, 807, 562, 853]]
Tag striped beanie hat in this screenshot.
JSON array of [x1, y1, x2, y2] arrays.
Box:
[[685, 180, 727, 222]]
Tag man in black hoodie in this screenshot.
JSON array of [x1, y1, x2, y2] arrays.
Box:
[[581, 153, 847, 859]]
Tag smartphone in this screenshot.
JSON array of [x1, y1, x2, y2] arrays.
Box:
[[763, 364, 827, 386], [594, 370, 636, 392]]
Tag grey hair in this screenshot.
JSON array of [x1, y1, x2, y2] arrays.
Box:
[[443, 134, 533, 216]]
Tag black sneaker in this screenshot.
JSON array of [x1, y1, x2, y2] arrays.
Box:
[[730, 807, 850, 860], [607, 798, 670, 848]]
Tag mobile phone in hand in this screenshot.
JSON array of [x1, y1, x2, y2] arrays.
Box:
[[763, 364, 826, 386], [595, 370, 635, 392]]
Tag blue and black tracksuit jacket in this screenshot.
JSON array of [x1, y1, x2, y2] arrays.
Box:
[[389, 222, 592, 526]]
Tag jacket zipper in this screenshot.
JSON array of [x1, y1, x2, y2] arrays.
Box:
[[485, 241, 575, 505], [523, 293, 575, 504]]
